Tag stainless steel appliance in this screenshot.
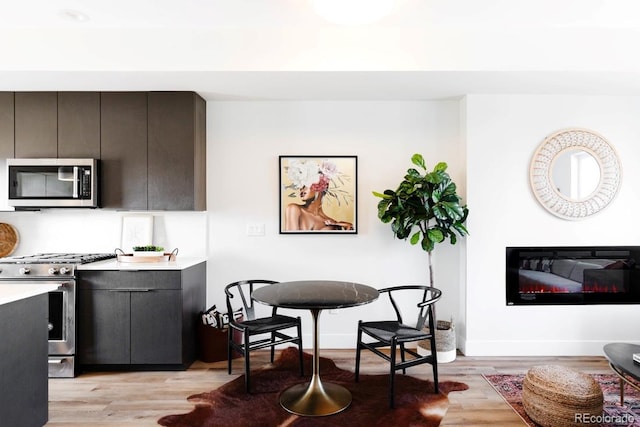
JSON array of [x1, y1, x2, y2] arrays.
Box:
[[7, 158, 99, 208], [0, 253, 116, 377]]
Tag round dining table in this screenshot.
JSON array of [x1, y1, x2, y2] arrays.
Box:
[[252, 280, 379, 416]]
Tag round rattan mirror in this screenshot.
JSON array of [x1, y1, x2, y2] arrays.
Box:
[[530, 128, 621, 220]]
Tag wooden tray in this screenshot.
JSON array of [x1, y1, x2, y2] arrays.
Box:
[[115, 248, 178, 263]]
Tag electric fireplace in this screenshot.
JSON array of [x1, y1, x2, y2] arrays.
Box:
[[506, 246, 640, 305]]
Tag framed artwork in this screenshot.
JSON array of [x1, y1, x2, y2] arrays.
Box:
[[120, 214, 154, 252], [279, 155, 357, 234]]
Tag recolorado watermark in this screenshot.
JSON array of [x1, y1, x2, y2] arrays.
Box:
[[575, 412, 635, 424]]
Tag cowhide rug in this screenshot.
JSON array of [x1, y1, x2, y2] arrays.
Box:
[[158, 347, 468, 426]]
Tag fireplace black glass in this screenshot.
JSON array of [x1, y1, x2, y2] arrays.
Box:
[[506, 246, 640, 305]]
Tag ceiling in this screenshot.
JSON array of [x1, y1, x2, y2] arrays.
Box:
[[3, 0, 640, 30], [2, 0, 640, 100]]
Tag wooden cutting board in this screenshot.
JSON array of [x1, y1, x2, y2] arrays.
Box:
[[0, 223, 18, 257]]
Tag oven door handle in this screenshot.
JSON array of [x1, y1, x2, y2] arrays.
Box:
[[109, 289, 152, 292]]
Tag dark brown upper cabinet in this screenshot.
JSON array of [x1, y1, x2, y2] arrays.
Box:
[[0, 92, 14, 160], [15, 92, 57, 158], [147, 92, 206, 211], [58, 92, 100, 158], [0, 93, 15, 206], [100, 92, 148, 210], [3, 91, 206, 211]]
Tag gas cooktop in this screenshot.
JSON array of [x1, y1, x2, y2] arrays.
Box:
[[0, 253, 116, 265]]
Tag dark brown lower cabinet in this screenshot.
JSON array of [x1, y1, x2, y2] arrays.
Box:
[[77, 262, 205, 369], [0, 294, 48, 427]]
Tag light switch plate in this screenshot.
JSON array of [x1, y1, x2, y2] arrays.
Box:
[[246, 223, 265, 236]]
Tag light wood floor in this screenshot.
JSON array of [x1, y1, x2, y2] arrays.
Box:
[[46, 350, 611, 426]]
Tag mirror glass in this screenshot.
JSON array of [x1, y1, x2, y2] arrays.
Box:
[[530, 128, 621, 220], [551, 149, 601, 200]]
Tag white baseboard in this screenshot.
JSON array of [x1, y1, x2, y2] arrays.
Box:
[[461, 339, 640, 356], [276, 334, 640, 357]]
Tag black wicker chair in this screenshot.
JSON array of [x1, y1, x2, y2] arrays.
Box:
[[355, 285, 442, 408], [225, 279, 303, 392]]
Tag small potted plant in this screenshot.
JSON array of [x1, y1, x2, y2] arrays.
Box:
[[373, 153, 469, 362], [132, 245, 165, 257]]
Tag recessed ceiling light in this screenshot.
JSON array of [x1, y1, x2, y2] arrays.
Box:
[[312, 0, 395, 25], [60, 9, 90, 23]]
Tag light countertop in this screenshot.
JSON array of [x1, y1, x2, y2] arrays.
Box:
[[77, 257, 207, 271], [0, 283, 60, 306]]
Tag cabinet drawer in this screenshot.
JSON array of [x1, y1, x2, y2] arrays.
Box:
[[78, 270, 182, 290]]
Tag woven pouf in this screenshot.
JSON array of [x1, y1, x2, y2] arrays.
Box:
[[522, 365, 603, 427]]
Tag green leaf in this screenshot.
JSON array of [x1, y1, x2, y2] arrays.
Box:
[[441, 201, 464, 219], [432, 188, 442, 203], [377, 199, 391, 218], [453, 222, 469, 236], [433, 162, 448, 173], [460, 206, 469, 222], [406, 168, 422, 180], [411, 153, 426, 170], [395, 222, 412, 240], [410, 231, 421, 245], [421, 236, 435, 252], [372, 190, 391, 199], [441, 181, 457, 197], [427, 228, 444, 243], [425, 171, 445, 184], [433, 205, 448, 220]]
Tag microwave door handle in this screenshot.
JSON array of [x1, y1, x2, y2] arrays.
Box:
[[73, 167, 79, 198]]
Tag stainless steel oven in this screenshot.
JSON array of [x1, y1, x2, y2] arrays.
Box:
[[0, 253, 115, 377], [47, 279, 76, 377]]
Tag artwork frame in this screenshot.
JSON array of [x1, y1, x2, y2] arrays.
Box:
[[279, 155, 357, 234], [120, 214, 154, 252]]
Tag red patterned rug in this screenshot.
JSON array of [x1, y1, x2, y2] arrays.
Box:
[[158, 347, 468, 426], [484, 373, 640, 426]]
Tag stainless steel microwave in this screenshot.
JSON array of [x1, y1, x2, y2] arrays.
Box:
[[7, 158, 98, 208]]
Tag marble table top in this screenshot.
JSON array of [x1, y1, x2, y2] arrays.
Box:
[[252, 280, 379, 310]]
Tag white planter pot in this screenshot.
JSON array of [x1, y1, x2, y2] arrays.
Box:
[[417, 320, 456, 363], [417, 345, 457, 363]]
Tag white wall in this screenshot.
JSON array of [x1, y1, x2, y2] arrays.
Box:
[[0, 99, 465, 351], [0, 209, 207, 257], [463, 94, 640, 356], [6, 95, 637, 355], [206, 100, 465, 348]]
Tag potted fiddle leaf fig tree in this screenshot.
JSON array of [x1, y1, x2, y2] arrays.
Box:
[[373, 153, 469, 362]]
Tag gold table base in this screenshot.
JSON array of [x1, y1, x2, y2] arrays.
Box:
[[280, 378, 351, 416], [280, 308, 352, 416]]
